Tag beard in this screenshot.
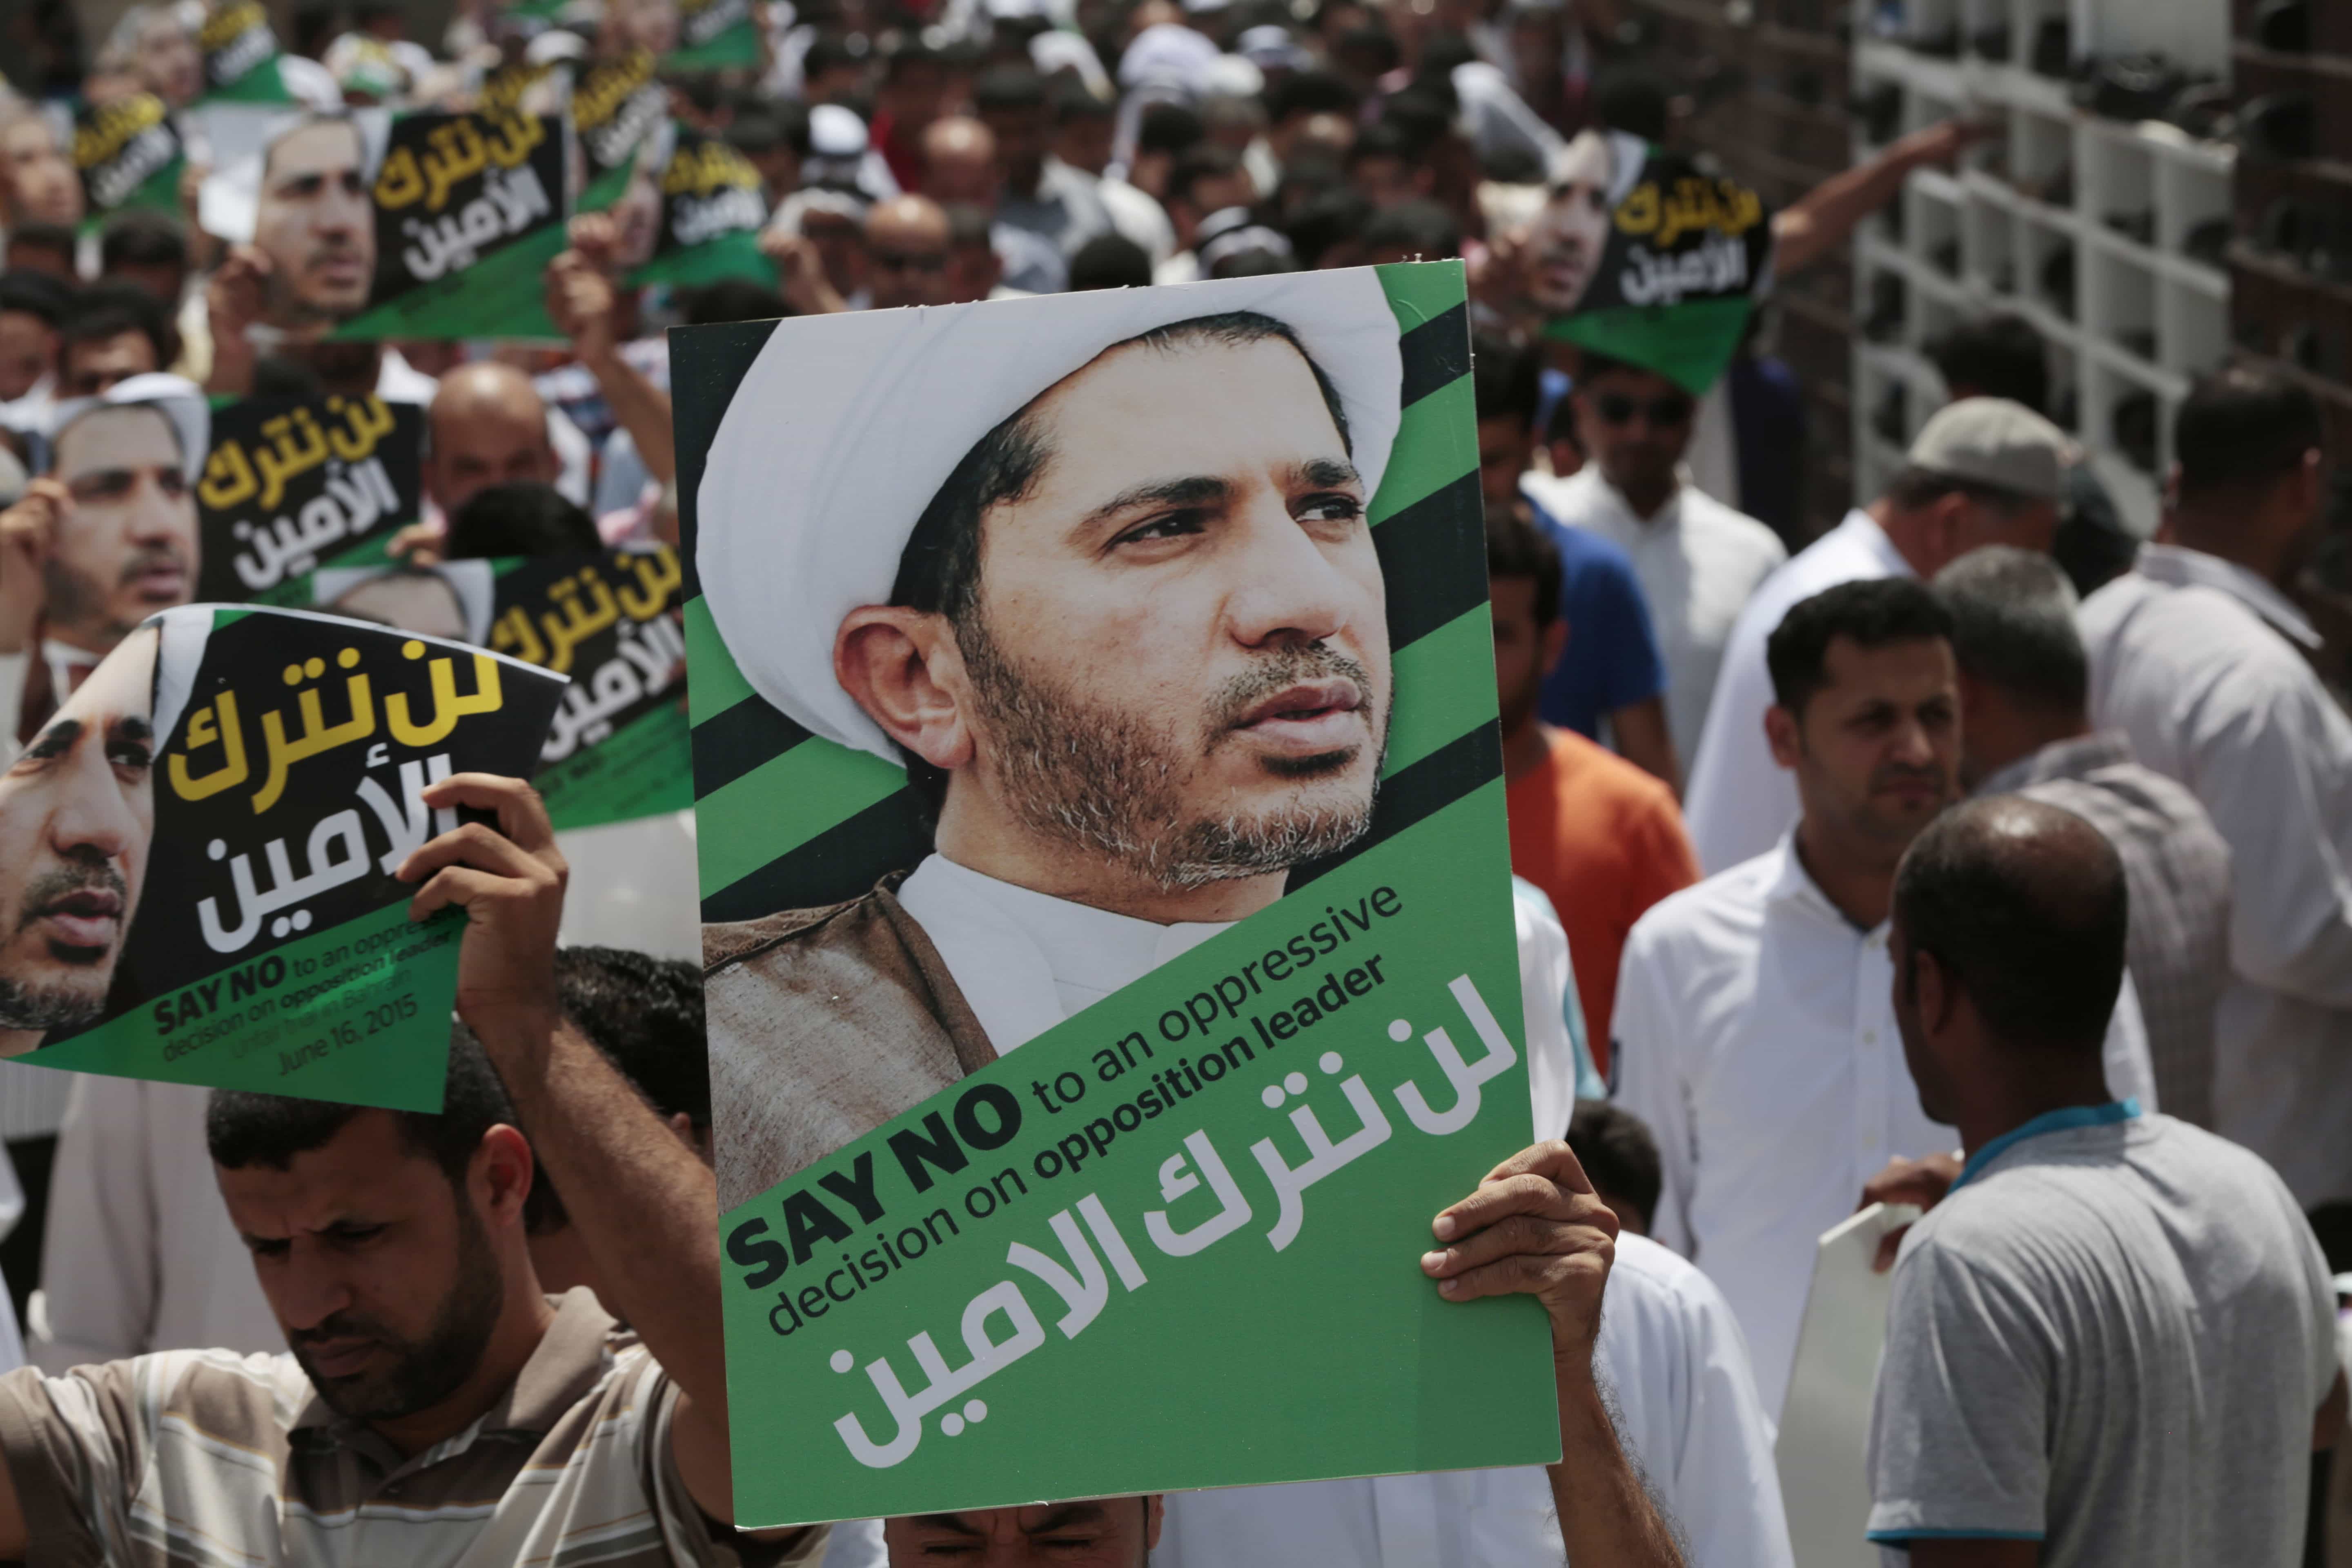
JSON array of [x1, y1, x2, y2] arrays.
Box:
[[956, 612, 1387, 892], [0, 860, 133, 1031], [291, 1193, 507, 1423], [45, 544, 186, 644]]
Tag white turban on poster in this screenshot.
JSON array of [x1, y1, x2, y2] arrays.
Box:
[[45, 373, 210, 485], [696, 271, 1406, 766]]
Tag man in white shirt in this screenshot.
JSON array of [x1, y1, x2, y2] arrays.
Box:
[[1523, 351, 1788, 771], [2079, 367, 2352, 1231], [1614, 578, 2155, 1418], [693, 276, 1412, 1211], [1681, 399, 2073, 874]]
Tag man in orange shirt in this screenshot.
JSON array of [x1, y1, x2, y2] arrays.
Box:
[[1493, 509, 1701, 1067]]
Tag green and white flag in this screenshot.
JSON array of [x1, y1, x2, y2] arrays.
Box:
[[665, 0, 761, 71], [676, 263, 1557, 1524]]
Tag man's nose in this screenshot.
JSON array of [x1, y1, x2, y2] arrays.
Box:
[[127, 476, 187, 543], [1223, 500, 1363, 651], [1889, 716, 1939, 766], [272, 1253, 356, 1334], [51, 764, 139, 858]]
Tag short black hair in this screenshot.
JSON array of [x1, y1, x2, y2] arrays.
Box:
[[971, 64, 1047, 114], [1167, 143, 1245, 210], [1473, 334, 1541, 430], [800, 33, 866, 81], [1335, 23, 1401, 76], [554, 946, 711, 1129], [2174, 364, 2325, 499], [62, 279, 179, 370], [1880, 463, 2034, 516], [1284, 188, 1370, 268], [1136, 102, 1205, 158], [1264, 69, 1360, 124], [1565, 1100, 1662, 1229], [1068, 232, 1152, 290], [680, 277, 791, 325], [1348, 119, 1417, 168], [1922, 314, 2049, 414], [1594, 68, 1671, 142], [1486, 504, 1562, 631], [1766, 577, 1953, 714], [882, 35, 942, 80], [1052, 80, 1112, 124], [0, 271, 71, 329], [98, 209, 190, 275], [1362, 198, 1459, 259], [1932, 545, 2086, 715], [1895, 796, 2128, 1056], [1376, 91, 1452, 157], [207, 1027, 560, 1230], [445, 482, 601, 559]]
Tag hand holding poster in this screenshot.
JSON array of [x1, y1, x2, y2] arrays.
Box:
[[1532, 131, 1774, 394], [19, 605, 563, 1110], [677, 264, 1557, 1523], [196, 394, 424, 602]]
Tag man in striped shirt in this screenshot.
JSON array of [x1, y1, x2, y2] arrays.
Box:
[[0, 773, 823, 1568]]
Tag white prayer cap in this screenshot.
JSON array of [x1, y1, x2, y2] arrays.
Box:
[[45, 373, 210, 485], [1118, 21, 1219, 91], [697, 269, 1404, 766]]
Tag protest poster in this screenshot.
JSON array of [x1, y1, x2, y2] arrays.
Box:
[[196, 0, 306, 105], [626, 125, 775, 288], [675, 263, 1557, 1524], [71, 94, 185, 229], [195, 394, 425, 605], [572, 48, 671, 203], [665, 0, 762, 71], [305, 549, 690, 831], [15, 605, 564, 1111], [328, 109, 571, 341], [1530, 131, 1774, 394]]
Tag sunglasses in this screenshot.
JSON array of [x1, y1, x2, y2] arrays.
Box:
[[1594, 391, 1695, 427], [870, 248, 947, 274]]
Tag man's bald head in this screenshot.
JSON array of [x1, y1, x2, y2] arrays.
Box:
[[865, 196, 953, 309], [1894, 796, 2127, 1058], [426, 362, 559, 515], [921, 117, 1001, 206]]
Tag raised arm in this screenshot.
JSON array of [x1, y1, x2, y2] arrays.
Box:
[[395, 773, 737, 1520], [1421, 1141, 1688, 1568], [1772, 120, 1993, 276]]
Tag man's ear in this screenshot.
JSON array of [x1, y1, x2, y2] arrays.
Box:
[[474, 1123, 535, 1231], [1764, 702, 1803, 769], [1143, 1496, 1166, 1550], [1539, 615, 1570, 679], [834, 606, 975, 772], [1911, 945, 1956, 1039]]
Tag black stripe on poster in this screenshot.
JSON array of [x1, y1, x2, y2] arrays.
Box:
[[692, 692, 813, 797], [1397, 302, 1472, 408], [1376, 470, 1490, 650], [1285, 725, 1503, 893], [701, 787, 940, 925]]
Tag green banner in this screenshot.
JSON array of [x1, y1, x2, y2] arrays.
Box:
[[665, 0, 762, 70], [12, 606, 566, 1109], [676, 263, 1557, 1524], [72, 94, 185, 230]]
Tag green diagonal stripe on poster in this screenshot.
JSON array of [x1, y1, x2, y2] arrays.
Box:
[[1376, 259, 1473, 330], [697, 741, 909, 895], [333, 221, 571, 342], [686, 596, 757, 720], [1367, 374, 1474, 526], [1381, 607, 1497, 780]]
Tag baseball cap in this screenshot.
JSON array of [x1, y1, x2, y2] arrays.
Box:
[[1904, 396, 2081, 503]]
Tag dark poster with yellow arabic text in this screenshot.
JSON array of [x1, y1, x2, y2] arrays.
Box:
[[25, 606, 564, 1110], [332, 110, 570, 343], [196, 395, 425, 605]]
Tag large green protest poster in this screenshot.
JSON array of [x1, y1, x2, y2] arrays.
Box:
[[19, 606, 564, 1109], [304, 550, 690, 831], [196, 394, 424, 605], [1530, 131, 1775, 394], [72, 94, 185, 231], [330, 109, 571, 342], [674, 263, 1557, 1525]]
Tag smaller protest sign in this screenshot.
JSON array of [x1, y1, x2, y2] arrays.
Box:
[[196, 394, 425, 605], [1534, 132, 1774, 394], [20, 605, 565, 1110], [572, 49, 671, 200], [72, 94, 185, 228], [309, 550, 690, 832], [330, 109, 571, 342], [197, 0, 300, 103], [666, 0, 762, 71], [628, 127, 775, 287]]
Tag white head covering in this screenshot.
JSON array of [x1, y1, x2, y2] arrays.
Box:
[[697, 270, 1404, 766], [44, 372, 210, 484], [312, 561, 498, 647]]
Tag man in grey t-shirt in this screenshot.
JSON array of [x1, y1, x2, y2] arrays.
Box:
[[1867, 797, 2343, 1566]]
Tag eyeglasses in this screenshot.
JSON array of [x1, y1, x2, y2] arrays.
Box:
[[869, 248, 948, 274], [1594, 391, 1695, 428]]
